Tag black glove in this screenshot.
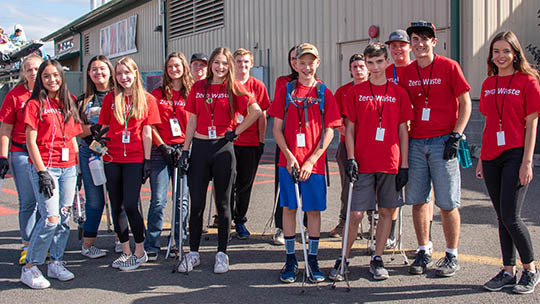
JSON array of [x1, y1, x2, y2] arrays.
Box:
[[179, 150, 190, 175], [76, 172, 82, 190], [346, 159, 358, 182], [395, 168, 409, 192], [257, 142, 265, 157], [0, 157, 9, 179], [158, 144, 176, 166], [443, 132, 461, 160], [93, 125, 110, 146], [291, 166, 299, 184], [37, 170, 55, 199], [224, 130, 238, 142], [142, 159, 151, 183]]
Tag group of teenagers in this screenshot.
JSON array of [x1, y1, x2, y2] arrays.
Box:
[[0, 20, 539, 295]]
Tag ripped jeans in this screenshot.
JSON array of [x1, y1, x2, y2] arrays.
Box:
[[25, 165, 77, 265]]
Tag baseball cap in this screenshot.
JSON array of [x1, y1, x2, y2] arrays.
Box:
[[406, 20, 437, 38], [385, 29, 409, 44], [295, 43, 319, 59], [190, 53, 208, 63], [349, 53, 364, 66]]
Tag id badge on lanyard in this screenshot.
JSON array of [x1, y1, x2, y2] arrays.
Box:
[[170, 118, 182, 137], [375, 128, 385, 142], [61, 147, 69, 161], [421, 108, 431, 121], [122, 131, 131, 143], [496, 131, 506, 146], [208, 126, 217, 139], [296, 133, 306, 147]]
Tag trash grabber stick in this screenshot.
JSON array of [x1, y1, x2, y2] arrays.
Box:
[[331, 180, 353, 291], [166, 167, 178, 259]]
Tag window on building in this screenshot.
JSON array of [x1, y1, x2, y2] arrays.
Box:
[[168, 0, 225, 39]]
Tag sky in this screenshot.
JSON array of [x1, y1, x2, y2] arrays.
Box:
[[1, 0, 91, 56]]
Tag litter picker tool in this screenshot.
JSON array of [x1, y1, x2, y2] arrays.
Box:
[[174, 170, 190, 274], [331, 180, 354, 291], [166, 167, 179, 260]]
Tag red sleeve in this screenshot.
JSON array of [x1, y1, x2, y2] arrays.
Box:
[[267, 86, 286, 119], [97, 92, 113, 125], [186, 86, 198, 114], [450, 59, 471, 97], [478, 80, 488, 116], [343, 86, 357, 123], [523, 75, 540, 116], [0, 90, 17, 124], [398, 87, 414, 124], [23, 99, 40, 130], [144, 94, 161, 125], [257, 82, 271, 111], [323, 88, 342, 128]]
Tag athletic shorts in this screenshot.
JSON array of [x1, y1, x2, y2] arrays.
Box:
[[278, 166, 326, 212], [351, 172, 403, 211]]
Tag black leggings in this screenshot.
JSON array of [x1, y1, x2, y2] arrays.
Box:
[[231, 145, 262, 224], [482, 148, 534, 266], [188, 138, 235, 253], [104, 162, 145, 243]]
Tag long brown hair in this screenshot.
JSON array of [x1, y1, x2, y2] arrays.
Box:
[[487, 31, 540, 80], [206, 47, 249, 119], [79, 55, 114, 123], [15, 54, 43, 88], [112, 57, 148, 124], [28, 59, 80, 123], [161, 52, 193, 100]]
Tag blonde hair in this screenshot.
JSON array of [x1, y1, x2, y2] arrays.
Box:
[[233, 48, 253, 64], [15, 54, 43, 88], [113, 57, 148, 124]]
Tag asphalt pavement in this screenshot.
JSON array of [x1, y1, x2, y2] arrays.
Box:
[[1, 137, 539, 304]]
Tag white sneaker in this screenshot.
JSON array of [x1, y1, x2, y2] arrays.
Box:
[[273, 228, 285, 245], [119, 252, 148, 271], [177, 251, 200, 273], [111, 253, 131, 269], [214, 251, 229, 274], [81, 245, 107, 259], [21, 266, 50, 289], [114, 240, 123, 253], [47, 261, 75, 281]]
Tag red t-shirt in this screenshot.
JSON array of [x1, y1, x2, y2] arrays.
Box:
[[24, 96, 82, 168], [334, 81, 355, 143], [186, 80, 254, 137], [234, 76, 271, 146], [0, 84, 31, 152], [479, 72, 540, 160], [399, 55, 470, 138], [268, 82, 342, 175], [150, 88, 189, 145], [274, 75, 294, 102], [344, 81, 413, 173], [97, 92, 161, 163], [386, 64, 408, 84]]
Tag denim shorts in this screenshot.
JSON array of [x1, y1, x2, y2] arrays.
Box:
[[278, 167, 326, 212], [406, 134, 461, 210]]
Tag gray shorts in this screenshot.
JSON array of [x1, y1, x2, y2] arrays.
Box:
[[350, 172, 404, 211]]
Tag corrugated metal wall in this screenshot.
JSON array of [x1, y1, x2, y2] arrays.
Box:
[[82, 0, 163, 74], [462, 0, 540, 99], [167, 0, 451, 96]]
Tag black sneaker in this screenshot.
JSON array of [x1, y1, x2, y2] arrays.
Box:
[[307, 256, 325, 283], [280, 257, 299, 283], [370, 256, 389, 280], [513, 269, 540, 294], [409, 250, 432, 275], [483, 270, 517, 291], [435, 252, 460, 277], [328, 257, 349, 281]]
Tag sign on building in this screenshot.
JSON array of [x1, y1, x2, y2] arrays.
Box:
[[99, 14, 138, 58]]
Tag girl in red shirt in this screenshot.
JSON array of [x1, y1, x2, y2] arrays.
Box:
[[21, 59, 82, 289], [0, 54, 42, 265], [145, 52, 193, 260], [98, 57, 161, 271], [476, 31, 540, 294], [178, 47, 262, 274]]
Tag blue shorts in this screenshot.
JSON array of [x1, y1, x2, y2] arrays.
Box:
[[406, 134, 461, 210], [278, 167, 326, 212]]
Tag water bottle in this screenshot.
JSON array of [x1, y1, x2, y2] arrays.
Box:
[[458, 134, 472, 169], [88, 155, 106, 186]]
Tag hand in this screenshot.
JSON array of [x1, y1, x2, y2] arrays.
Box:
[[224, 130, 238, 142], [158, 144, 176, 166], [475, 160, 483, 179], [76, 172, 82, 190], [346, 159, 358, 182], [395, 168, 409, 191], [93, 125, 110, 146], [299, 159, 315, 182], [443, 132, 461, 160], [286, 155, 299, 177], [142, 159, 151, 184], [519, 162, 533, 186], [290, 166, 299, 184], [179, 150, 190, 175], [0, 157, 9, 179], [37, 170, 55, 199], [257, 142, 265, 157]]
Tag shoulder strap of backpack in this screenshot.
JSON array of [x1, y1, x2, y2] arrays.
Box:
[[316, 82, 330, 187], [282, 80, 297, 132]]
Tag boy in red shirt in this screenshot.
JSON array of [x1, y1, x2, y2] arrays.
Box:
[[399, 21, 472, 277], [329, 42, 412, 281], [385, 29, 412, 84], [231, 48, 271, 239], [268, 43, 341, 283], [329, 53, 368, 238]]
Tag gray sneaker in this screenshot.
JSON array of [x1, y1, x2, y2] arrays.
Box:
[[409, 250, 433, 275], [483, 270, 517, 291], [370, 256, 389, 280], [81, 245, 107, 259], [273, 228, 285, 245], [111, 253, 131, 269], [328, 257, 349, 282], [513, 269, 540, 294], [435, 252, 460, 277], [119, 252, 148, 271]]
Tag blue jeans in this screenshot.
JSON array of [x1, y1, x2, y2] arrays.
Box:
[[144, 146, 189, 253], [406, 134, 461, 210], [79, 145, 107, 238], [26, 165, 77, 265], [10, 152, 39, 243]]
